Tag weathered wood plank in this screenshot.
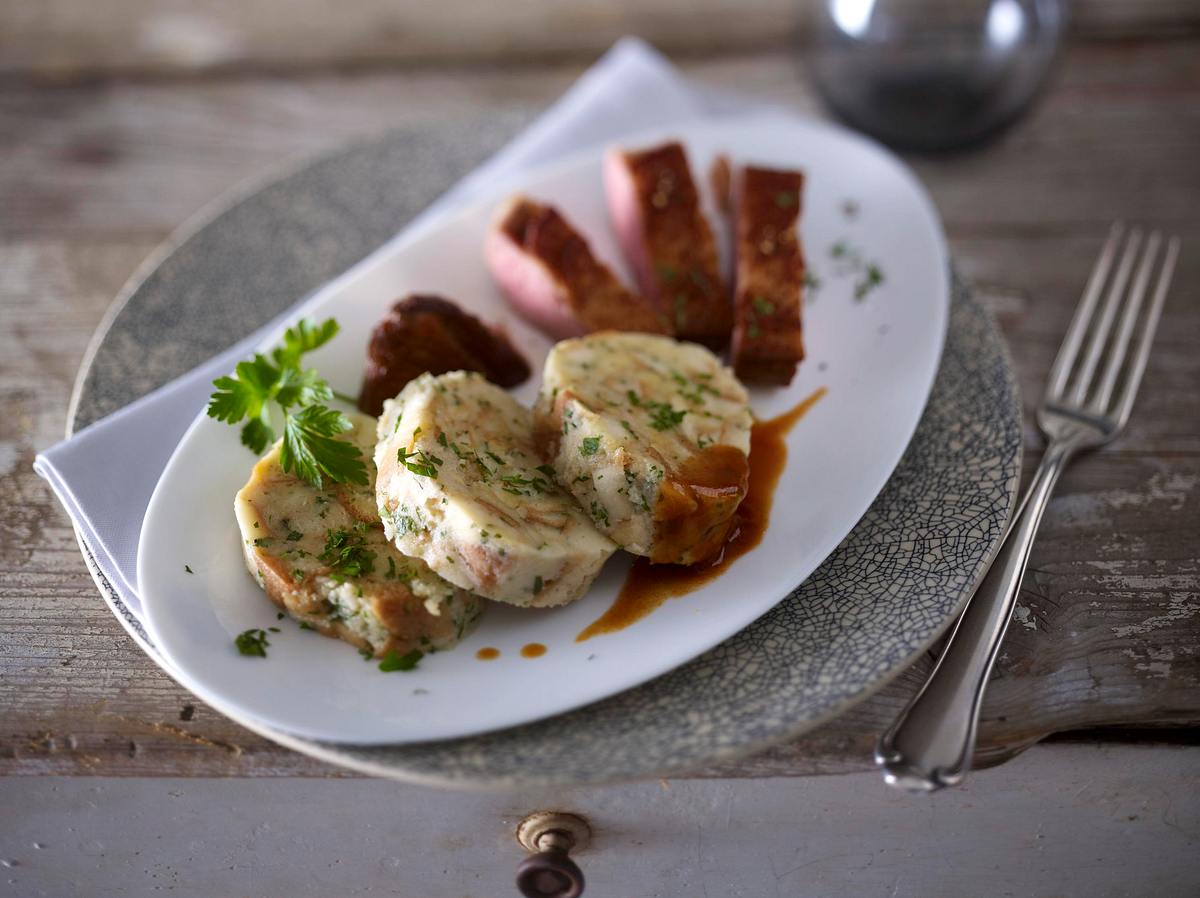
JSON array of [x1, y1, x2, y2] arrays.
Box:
[[2, 0, 1198, 80], [2, 42, 1198, 240]]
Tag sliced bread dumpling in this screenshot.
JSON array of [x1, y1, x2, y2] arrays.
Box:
[[235, 412, 485, 659], [534, 332, 753, 565], [375, 371, 616, 608]]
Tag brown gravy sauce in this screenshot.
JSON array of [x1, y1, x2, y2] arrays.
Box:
[[520, 642, 547, 658], [576, 386, 827, 642], [475, 647, 500, 661]]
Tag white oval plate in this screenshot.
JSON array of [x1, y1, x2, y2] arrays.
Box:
[[138, 112, 948, 745]]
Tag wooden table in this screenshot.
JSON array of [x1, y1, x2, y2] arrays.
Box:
[[2, 30, 1198, 897]]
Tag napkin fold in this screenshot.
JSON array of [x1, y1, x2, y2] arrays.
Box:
[[35, 37, 769, 634]]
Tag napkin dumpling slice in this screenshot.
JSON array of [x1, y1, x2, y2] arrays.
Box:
[[534, 332, 752, 565], [375, 371, 616, 608], [234, 411, 484, 658]]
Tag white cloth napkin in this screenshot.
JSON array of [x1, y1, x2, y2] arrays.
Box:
[[35, 37, 768, 635]]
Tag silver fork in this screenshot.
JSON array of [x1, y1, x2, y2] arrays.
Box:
[[875, 224, 1181, 792]]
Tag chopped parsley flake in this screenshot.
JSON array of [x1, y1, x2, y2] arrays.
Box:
[[501, 473, 549, 496], [855, 263, 885, 300], [775, 190, 797, 208], [184, 564, 193, 574], [590, 500, 610, 527], [648, 402, 686, 431], [319, 524, 376, 581], [627, 391, 685, 427], [378, 648, 423, 672], [234, 628, 269, 658], [532, 576, 544, 595], [752, 296, 776, 316], [397, 446, 443, 479], [580, 436, 602, 456]]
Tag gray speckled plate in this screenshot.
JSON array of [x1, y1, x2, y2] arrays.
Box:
[[71, 124, 1022, 787]]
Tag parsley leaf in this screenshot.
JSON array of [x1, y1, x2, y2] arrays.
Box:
[[378, 648, 423, 672], [235, 628, 269, 658], [206, 317, 366, 489], [272, 318, 340, 371], [239, 417, 275, 454], [282, 405, 368, 488], [274, 365, 333, 409]]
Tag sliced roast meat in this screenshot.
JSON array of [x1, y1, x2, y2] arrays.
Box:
[[603, 141, 731, 349], [357, 295, 530, 416], [730, 166, 806, 385], [484, 196, 669, 340]]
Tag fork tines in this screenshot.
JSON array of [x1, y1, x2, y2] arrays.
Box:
[[1044, 223, 1181, 426]]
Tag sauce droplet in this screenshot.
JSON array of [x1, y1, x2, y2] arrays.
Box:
[[576, 386, 827, 642], [475, 647, 500, 660], [520, 642, 547, 658]]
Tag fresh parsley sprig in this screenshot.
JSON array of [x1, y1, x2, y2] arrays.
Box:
[[207, 318, 368, 489]]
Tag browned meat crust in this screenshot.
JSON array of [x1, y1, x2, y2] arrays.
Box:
[[730, 166, 806, 385], [500, 198, 670, 336], [709, 153, 733, 217], [620, 143, 731, 349], [357, 295, 530, 416]]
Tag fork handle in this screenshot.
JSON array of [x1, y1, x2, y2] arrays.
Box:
[[875, 437, 1077, 791]]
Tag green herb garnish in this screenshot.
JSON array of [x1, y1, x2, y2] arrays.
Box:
[[628, 390, 686, 431], [854, 264, 885, 300], [648, 403, 685, 431], [207, 318, 367, 489], [378, 648, 423, 672], [184, 564, 193, 574], [319, 524, 376, 581], [580, 436, 601, 456], [234, 628, 269, 658], [396, 446, 443, 479]]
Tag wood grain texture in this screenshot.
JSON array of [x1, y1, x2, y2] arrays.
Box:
[[2, 0, 1198, 80], [1, 40, 1197, 778]]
